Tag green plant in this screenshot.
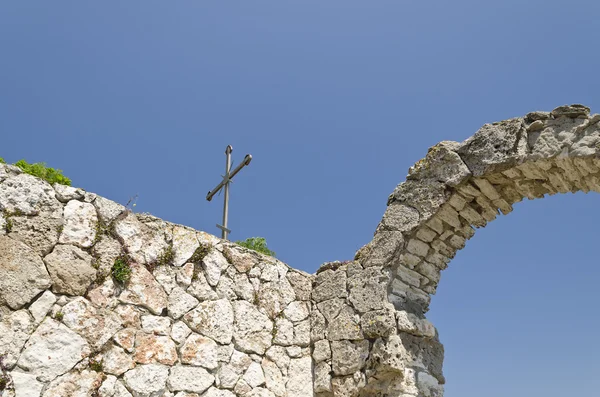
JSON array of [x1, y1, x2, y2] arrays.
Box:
[[189, 243, 212, 264], [155, 245, 174, 267], [235, 237, 275, 257], [89, 358, 103, 372], [3, 214, 12, 233], [0, 157, 5, 164], [14, 159, 71, 186], [54, 311, 64, 321], [112, 255, 132, 283]]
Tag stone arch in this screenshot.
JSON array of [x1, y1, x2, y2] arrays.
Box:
[[352, 104, 600, 396]]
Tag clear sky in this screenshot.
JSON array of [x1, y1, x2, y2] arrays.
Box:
[[1, 1, 599, 396]]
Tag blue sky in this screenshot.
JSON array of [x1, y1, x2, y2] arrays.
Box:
[[1, 1, 599, 395]]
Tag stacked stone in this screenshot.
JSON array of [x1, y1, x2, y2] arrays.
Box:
[[348, 104, 600, 396], [2, 104, 598, 397], [0, 165, 313, 397]]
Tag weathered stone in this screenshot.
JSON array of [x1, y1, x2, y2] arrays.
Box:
[[407, 141, 471, 187], [87, 277, 118, 309], [286, 271, 312, 301], [93, 196, 126, 224], [141, 314, 172, 335], [261, 358, 285, 397], [361, 308, 397, 338], [380, 202, 420, 233], [347, 266, 389, 313], [102, 344, 135, 375], [286, 357, 313, 397], [29, 289, 56, 324], [8, 212, 62, 256], [0, 235, 52, 309], [331, 340, 369, 375], [134, 333, 178, 365], [167, 365, 214, 394], [243, 362, 266, 388], [202, 249, 229, 286], [17, 318, 90, 382], [61, 297, 123, 350], [312, 269, 347, 303], [180, 334, 218, 369], [257, 278, 296, 318], [312, 339, 331, 363], [44, 244, 96, 296], [283, 301, 309, 322], [113, 211, 170, 265], [114, 305, 141, 328], [177, 262, 195, 287], [0, 174, 61, 215], [42, 369, 104, 397], [331, 373, 366, 397], [0, 310, 34, 368], [396, 310, 436, 338], [313, 362, 332, 393], [183, 299, 233, 344], [113, 328, 136, 353], [171, 321, 193, 344], [119, 263, 168, 315], [202, 388, 236, 397], [10, 370, 45, 397], [172, 226, 200, 266], [153, 265, 178, 294], [59, 200, 97, 248], [98, 375, 133, 397], [457, 118, 528, 176], [551, 104, 590, 118], [187, 271, 218, 301], [233, 300, 273, 355], [123, 364, 169, 397], [92, 235, 122, 278], [273, 317, 294, 346]]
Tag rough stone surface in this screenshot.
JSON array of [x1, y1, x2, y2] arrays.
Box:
[[119, 263, 168, 315], [0, 235, 52, 309], [17, 318, 90, 382], [59, 200, 97, 248], [123, 364, 169, 397], [44, 244, 96, 296], [4, 107, 597, 397]]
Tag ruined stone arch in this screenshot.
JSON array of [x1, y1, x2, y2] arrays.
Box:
[[1, 104, 598, 397], [350, 104, 600, 396]]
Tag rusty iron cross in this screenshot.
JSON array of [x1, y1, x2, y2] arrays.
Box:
[[206, 145, 252, 240]]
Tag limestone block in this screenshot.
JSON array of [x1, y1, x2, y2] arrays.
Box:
[[183, 299, 234, 344], [61, 297, 123, 350], [42, 369, 103, 397], [17, 318, 91, 382], [123, 364, 169, 397], [167, 365, 214, 395], [0, 235, 52, 309], [59, 200, 97, 248], [180, 333, 218, 369], [0, 310, 34, 369], [44, 244, 96, 296], [0, 174, 61, 215], [134, 333, 178, 366], [119, 263, 168, 315], [233, 300, 273, 355]]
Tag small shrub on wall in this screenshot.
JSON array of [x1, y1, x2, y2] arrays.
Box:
[[235, 237, 275, 257]]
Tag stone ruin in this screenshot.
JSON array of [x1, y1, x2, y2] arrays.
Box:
[[0, 104, 598, 396]]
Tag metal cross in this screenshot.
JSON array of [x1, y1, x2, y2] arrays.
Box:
[[206, 145, 252, 240]]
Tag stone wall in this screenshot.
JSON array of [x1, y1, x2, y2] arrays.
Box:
[[1, 104, 599, 397], [0, 168, 313, 397]]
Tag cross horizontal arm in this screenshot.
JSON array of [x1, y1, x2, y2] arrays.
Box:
[[205, 154, 252, 202]]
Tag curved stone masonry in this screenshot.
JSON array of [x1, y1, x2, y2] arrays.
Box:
[[0, 104, 598, 397]]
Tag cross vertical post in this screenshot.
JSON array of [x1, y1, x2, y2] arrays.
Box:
[[206, 145, 252, 240]]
